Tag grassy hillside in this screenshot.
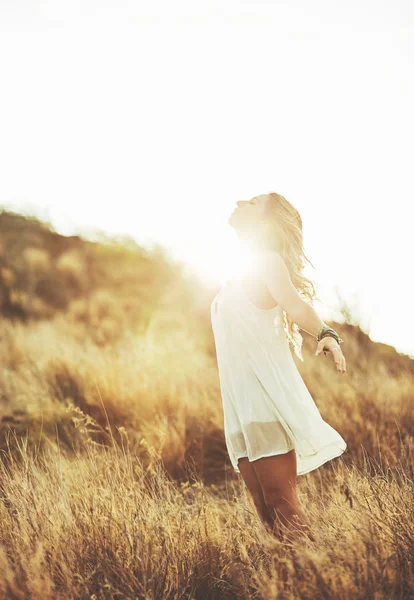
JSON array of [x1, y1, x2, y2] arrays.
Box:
[[0, 210, 413, 599]]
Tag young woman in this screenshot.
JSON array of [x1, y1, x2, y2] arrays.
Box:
[[210, 192, 347, 544]]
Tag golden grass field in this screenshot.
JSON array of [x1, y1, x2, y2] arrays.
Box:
[[0, 210, 413, 599]]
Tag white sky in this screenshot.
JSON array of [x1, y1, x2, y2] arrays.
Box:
[[1, 1, 413, 357]]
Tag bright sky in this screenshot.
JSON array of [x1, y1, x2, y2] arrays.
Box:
[[1, 1, 413, 357]]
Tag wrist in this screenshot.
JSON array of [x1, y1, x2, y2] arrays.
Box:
[[317, 327, 344, 345]]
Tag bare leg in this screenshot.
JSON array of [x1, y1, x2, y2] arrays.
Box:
[[237, 457, 275, 533], [268, 493, 315, 543], [252, 450, 316, 543]]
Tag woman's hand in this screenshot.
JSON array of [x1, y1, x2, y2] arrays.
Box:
[[315, 336, 346, 374]]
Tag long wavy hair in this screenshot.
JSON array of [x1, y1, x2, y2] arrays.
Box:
[[254, 192, 319, 361]]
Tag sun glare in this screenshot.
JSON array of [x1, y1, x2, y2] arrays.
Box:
[[177, 235, 259, 289]]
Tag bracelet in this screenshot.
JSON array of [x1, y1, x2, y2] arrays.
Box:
[[317, 326, 340, 340], [317, 326, 343, 345], [317, 325, 335, 340], [320, 333, 344, 344]]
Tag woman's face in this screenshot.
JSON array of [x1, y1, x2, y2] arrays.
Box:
[[228, 194, 269, 236]]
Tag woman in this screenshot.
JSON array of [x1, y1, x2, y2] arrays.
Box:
[[210, 192, 347, 544]]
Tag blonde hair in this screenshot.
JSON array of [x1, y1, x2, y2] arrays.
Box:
[[257, 192, 318, 361]]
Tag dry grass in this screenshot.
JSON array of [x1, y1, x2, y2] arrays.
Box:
[[0, 209, 412, 598], [0, 310, 413, 600]]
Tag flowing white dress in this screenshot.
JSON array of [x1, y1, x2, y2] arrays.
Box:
[[210, 278, 347, 475]]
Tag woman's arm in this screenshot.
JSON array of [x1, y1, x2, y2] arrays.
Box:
[[258, 250, 347, 373], [257, 249, 327, 337], [289, 301, 327, 339]]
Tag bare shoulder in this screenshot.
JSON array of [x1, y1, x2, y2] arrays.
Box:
[[255, 249, 301, 313]]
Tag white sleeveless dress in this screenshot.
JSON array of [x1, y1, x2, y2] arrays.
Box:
[[210, 277, 347, 475]]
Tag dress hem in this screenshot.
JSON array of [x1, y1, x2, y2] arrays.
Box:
[[231, 442, 347, 475], [234, 446, 295, 468]]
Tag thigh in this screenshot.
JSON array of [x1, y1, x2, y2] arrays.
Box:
[[251, 449, 298, 503], [237, 457, 267, 507]]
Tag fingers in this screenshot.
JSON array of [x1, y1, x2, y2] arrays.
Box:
[[332, 347, 346, 374]]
